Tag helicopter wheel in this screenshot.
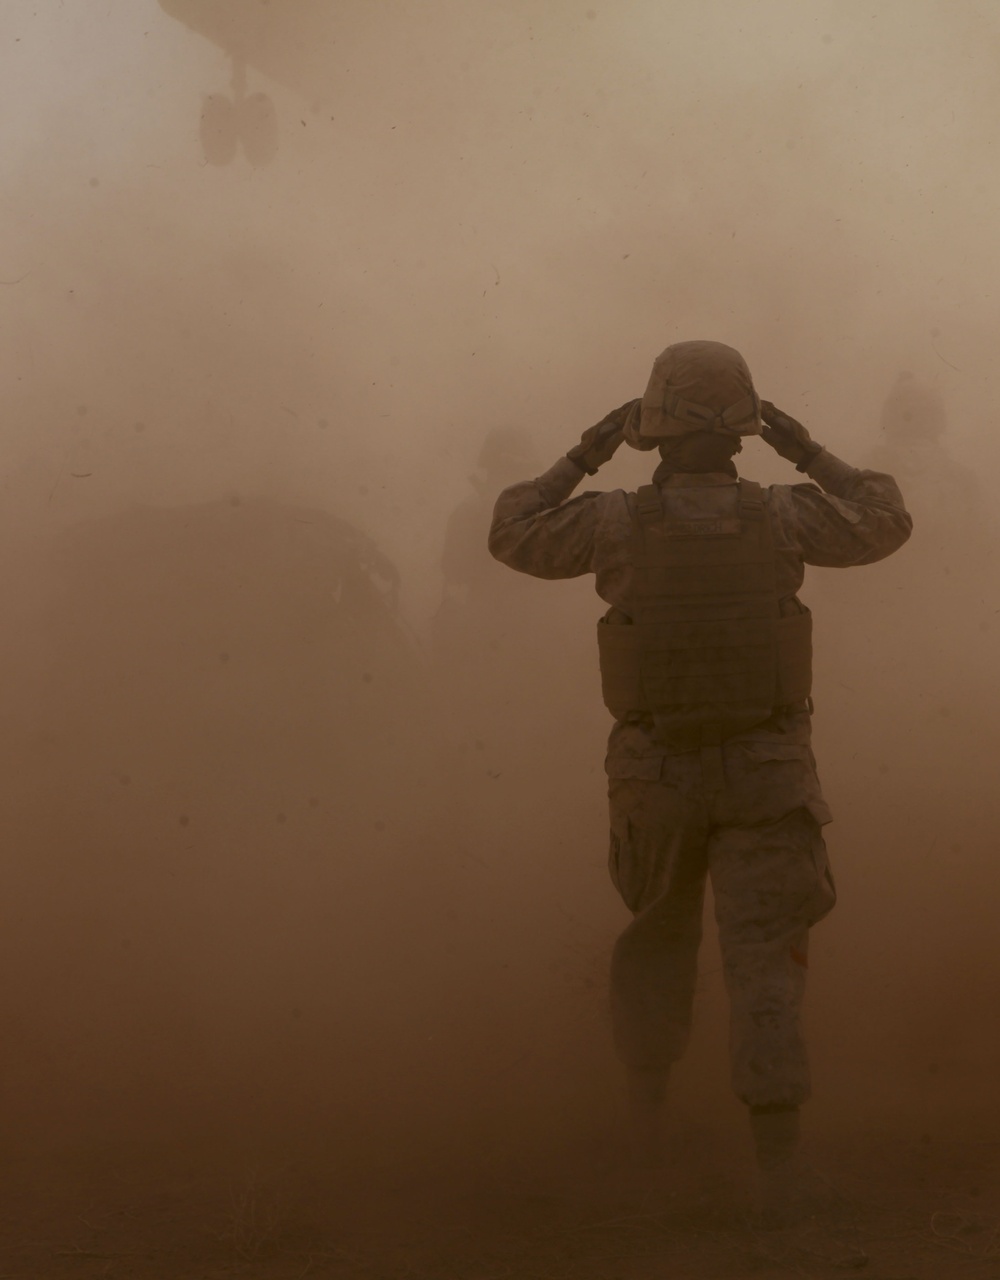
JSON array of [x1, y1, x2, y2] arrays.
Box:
[[241, 92, 278, 167], [199, 93, 238, 166]]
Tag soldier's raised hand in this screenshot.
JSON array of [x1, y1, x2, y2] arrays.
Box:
[[566, 399, 641, 475], [760, 400, 824, 471]]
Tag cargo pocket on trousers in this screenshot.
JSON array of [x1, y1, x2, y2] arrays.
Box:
[[805, 812, 837, 926], [607, 777, 647, 913], [608, 825, 626, 902], [732, 740, 833, 827]]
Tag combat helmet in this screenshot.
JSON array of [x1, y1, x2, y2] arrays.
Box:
[[624, 340, 763, 450]]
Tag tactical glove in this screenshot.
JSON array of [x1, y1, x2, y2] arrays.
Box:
[[760, 400, 824, 471], [566, 399, 640, 475]]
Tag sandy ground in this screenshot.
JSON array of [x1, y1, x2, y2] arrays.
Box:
[[4, 1127, 999, 1280]]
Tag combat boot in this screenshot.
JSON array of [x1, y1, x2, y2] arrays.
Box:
[[750, 1105, 831, 1228]]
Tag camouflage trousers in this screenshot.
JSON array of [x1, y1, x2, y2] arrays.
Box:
[[607, 734, 836, 1108]]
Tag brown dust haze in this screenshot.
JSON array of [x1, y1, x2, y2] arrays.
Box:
[[1, 0, 997, 1179]]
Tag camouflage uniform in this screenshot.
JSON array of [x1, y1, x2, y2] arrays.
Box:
[[489, 451, 911, 1107]]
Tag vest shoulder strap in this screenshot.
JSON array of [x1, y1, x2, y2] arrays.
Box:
[[737, 478, 765, 521], [635, 484, 662, 524]]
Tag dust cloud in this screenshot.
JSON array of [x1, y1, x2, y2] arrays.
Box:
[[1, 0, 998, 1211]]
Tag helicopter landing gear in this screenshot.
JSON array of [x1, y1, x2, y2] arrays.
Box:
[[199, 57, 277, 168]]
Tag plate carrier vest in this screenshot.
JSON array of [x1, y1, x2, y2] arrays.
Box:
[[597, 479, 812, 749]]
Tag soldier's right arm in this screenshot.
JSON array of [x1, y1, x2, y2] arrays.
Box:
[[773, 449, 913, 567]]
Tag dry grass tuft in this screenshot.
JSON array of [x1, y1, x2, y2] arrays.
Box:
[[222, 1165, 286, 1263]]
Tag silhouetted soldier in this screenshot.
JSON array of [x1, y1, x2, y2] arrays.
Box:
[[865, 371, 986, 556], [488, 341, 911, 1222], [819, 370, 990, 750], [438, 426, 541, 614], [434, 426, 568, 777]]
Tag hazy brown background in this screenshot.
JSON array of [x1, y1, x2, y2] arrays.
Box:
[[1, 0, 997, 1178]]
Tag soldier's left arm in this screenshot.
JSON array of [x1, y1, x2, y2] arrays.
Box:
[[488, 457, 626, 579], [772, 449, 914, 567]]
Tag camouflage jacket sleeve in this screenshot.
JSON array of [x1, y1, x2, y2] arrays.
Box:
[[768, 449, 913, 567], [487, 457, 629, 579]]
